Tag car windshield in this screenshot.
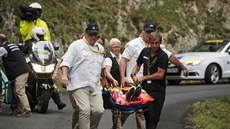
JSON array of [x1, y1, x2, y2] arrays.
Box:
[[189, 40, 229, 52]]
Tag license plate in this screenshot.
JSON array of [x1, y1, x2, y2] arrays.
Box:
[[167, 68, 179, 73]]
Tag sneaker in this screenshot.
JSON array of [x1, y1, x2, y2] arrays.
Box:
[[14, 109, 23, 115], [126, 87, 135, 102], [17, 111, 32, 117], [57, 102, 66, 110], [131, 85, 142, 101]]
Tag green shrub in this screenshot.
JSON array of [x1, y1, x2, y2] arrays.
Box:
[[188, 97, 230, 129]]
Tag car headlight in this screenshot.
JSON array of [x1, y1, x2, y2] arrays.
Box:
[[31, 63, 55, 73], [184, 60, 201, 66]]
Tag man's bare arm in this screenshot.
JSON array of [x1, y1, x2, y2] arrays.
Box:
[[169, 55, 189, 77], [61, 66, 69, 87], [119, 57, 129, 86]]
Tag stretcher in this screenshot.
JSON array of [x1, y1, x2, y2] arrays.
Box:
[[102, 86, 154, 111]]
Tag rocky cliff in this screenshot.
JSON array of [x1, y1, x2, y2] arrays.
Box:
[[0, 0, 230, 54]]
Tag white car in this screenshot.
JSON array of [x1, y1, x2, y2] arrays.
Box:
[[167, 39, 230, 85]]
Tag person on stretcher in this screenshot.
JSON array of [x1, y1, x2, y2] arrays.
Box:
[[109, 85, 154, 106]]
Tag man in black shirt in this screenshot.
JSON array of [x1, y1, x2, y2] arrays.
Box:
[[0, 34, 32, 117], [131, 31, 168, 129]]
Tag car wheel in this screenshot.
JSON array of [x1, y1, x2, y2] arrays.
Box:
[[167, 80, 181, 85], [205, 64, 220, 84]]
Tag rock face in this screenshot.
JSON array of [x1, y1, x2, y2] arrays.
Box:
[[117, 0, 230, 53], [0, 0, 230, 54]]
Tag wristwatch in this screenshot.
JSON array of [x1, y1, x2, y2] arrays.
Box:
[[130, 73, 136, 78]]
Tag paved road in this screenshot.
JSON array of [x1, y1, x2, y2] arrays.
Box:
[[0, 83, 230, 129]]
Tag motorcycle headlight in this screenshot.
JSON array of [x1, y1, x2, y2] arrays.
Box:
[[184, 60, 201, 66], [32, 63, 55, 73]]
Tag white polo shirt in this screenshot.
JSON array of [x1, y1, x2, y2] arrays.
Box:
[[103, 51, 122, 68], [60, 38, 105, 94], [122, 37, 172, 83]]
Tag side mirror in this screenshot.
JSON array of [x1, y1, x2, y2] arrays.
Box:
[[53, 42, 59, 51], [228, 49, 230, 55]]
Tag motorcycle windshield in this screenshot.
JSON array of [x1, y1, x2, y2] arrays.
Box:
[[31, 41, 55, 65]]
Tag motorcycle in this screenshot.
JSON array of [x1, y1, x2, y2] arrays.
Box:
[[25, 40, 58, 113]]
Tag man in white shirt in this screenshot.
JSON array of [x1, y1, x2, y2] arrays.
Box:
[[121, 23, 188, 86], [60, 24, 106, 129], [119, 22, 189, 129]]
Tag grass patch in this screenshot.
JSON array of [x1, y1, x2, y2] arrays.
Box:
[[187, 97, 230, 129]]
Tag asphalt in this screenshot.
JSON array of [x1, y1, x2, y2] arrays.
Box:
[[0, 83, 229, 129]]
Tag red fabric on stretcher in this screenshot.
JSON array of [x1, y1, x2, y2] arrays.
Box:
[[110, 87, 154, 106]]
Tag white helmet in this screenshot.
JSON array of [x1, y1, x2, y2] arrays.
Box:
[[31, 27, 46, 41], [29, 2, 42, 10]]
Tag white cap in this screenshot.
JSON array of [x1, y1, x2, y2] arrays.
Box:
[[29, 2, 42, 9], [31, 27, 46, 41]]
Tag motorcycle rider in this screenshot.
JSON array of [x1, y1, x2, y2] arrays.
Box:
[[19, 2, 50, 44], [19, 2, 66, 110]]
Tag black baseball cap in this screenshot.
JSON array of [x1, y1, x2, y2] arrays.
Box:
[[144, 22, 156, 33], [85, 24, 99, 35]]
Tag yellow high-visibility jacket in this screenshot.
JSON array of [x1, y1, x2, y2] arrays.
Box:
[[20, 18, 51, 43]]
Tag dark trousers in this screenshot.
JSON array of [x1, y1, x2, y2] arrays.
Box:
[[52, 91, 62, 105], [144, 92, 165, 129]]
